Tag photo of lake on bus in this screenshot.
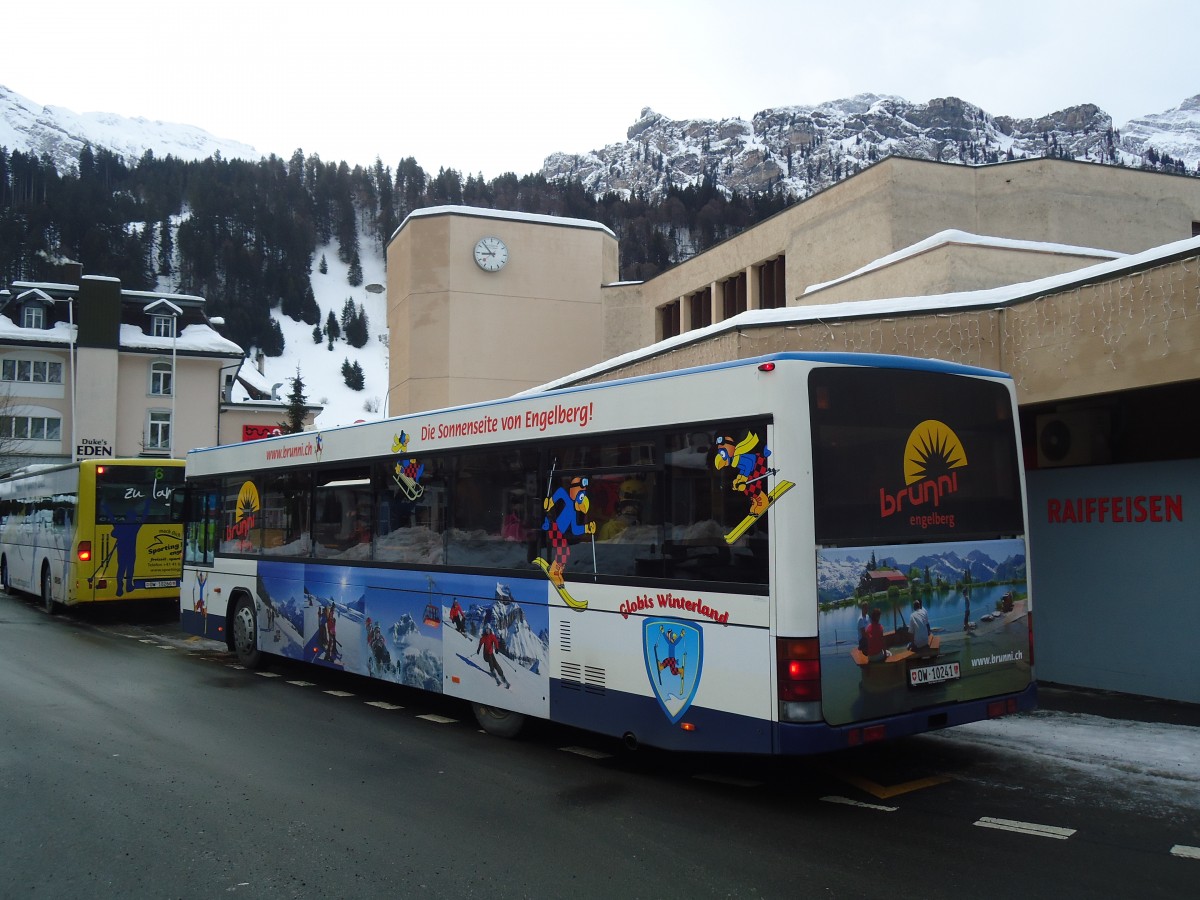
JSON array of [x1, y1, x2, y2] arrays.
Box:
[[816, 538, 1032, 727]]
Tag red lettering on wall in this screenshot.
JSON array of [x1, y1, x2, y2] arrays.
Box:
[[1046, 495, 1183, 524]]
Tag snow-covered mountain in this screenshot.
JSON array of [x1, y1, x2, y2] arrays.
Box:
[[0, 85, 259, 171], [817, 547, 1027, 603], [543, 94, 1200, 203]]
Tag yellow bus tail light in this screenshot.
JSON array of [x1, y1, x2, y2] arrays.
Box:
[[77, 541, 92, 562]]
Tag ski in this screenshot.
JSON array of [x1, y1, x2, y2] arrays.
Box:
[[723, 480, 796, 544], [532, 557, 588, 610]]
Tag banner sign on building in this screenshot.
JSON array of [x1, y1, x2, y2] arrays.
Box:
[[242, 424, 283, 442]]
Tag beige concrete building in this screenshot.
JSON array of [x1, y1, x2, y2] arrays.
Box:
[[385, 158, 1200, 413]]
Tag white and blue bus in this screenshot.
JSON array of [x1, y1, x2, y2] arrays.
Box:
[[180, 352, 1035, 753]]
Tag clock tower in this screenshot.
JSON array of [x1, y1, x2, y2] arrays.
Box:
[[385, 206, 618, 416]]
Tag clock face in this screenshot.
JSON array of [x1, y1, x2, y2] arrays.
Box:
[[473, 236, 509, 272]]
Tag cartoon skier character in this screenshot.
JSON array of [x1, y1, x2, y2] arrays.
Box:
[[712, 430, 796, 543], [391, 431, 425, 500], [713, 432, 774, 514], [539, 476, 595, 587], [658, 626, 685, 677]]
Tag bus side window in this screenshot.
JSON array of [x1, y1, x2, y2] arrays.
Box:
[[185, 483, 219, 565], [260, 471, 313, 557], [313, 468, 371, 560]]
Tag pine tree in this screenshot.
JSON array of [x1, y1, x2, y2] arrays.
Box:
[[318, 253, 328, 274], [325, 309, 341, 342], [280, 367, 308, 434], [157, 218, 173, 275], [341, 357, 365, 390], [312, 325, 322, 343], [345, 302, 369, 348]]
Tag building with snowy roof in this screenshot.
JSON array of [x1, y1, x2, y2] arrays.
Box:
[[0, 264, 246, 474]]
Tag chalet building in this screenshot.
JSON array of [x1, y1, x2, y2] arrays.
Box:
[[0, 264, 244, 475], [385, 156, 1200, 704], [867, 570, 911, 595]]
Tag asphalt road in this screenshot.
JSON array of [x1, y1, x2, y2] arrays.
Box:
[[1, 592, 1196, 899]]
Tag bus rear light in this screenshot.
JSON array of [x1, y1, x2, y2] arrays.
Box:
[[987, 700, 1013, 719], [863, 725, 887, 743], [680, 722, 696, 732], [77, 541, 92, 562], [757, 362, 776, 372], [777, 637, 822, 706]]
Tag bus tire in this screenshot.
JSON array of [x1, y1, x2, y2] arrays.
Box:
[[1, 556, 9, 594], [471, 703, 525, 739], [42, 565, 59, 616], [230, 594, 263, 668]]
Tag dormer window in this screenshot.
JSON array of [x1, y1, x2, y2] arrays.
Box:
[[152, 315, 176, 338], [22, 305, 45, 329]]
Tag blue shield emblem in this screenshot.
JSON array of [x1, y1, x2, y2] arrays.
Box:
[[642, 618, 703, 723]]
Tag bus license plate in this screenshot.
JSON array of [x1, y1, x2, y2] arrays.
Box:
[[144, 579, 178, 588], [909, 662, 960, 686]]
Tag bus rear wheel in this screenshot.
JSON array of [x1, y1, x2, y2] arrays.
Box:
[[1, 557, 9, 594], [471, 703, 525, 738], [230, 595, 262, 668], [42, 566, 59, 616]]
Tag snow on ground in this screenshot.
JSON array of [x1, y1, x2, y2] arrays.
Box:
[[925, 710, 1200, 811]]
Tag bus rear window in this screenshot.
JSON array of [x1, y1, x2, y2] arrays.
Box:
[[810, 367, 1023, 545], [95, 465, 183, 525]]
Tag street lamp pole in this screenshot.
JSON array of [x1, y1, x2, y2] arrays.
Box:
[[170, 312, 177, 456]]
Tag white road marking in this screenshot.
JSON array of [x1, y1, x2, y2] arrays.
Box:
[[975, 817, 1075, 839], [323, 690, 355, 697], [693, 773, 762, 788], [417, 713, 457, 724], [286, 680, 314, 686], [1170, 844, 1200, 860], [560, 745, 613, 759], [254, 671, 281, 678], [365, 701, 404, 710], [821, 795, 898, 812]]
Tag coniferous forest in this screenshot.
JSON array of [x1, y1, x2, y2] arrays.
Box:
[[0, 145, 791, 357]]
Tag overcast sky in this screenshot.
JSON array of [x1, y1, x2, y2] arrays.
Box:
[[6, 0, 1196, 178]]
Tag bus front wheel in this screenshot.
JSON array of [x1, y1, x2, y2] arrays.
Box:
[[42, 566, 59, 616], [471, 703, 525, 739], [230, 595, 263, 668]]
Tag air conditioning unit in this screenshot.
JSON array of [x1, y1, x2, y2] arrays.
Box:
[[1035, 410, 1112, 468]]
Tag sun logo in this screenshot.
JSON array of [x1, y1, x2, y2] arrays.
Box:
[[236, 481, 260, 522], [392, 431, 409, 453], [903, 420, 968, 486]]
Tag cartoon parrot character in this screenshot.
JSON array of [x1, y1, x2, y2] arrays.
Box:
[[540, 476, 596, 586], [713, 432, 773, 516]]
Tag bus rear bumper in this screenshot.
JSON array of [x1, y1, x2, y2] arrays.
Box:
[[774, 682, 1038, 754]]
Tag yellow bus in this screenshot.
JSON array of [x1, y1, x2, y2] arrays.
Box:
[[0, 459, 185, 613]]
